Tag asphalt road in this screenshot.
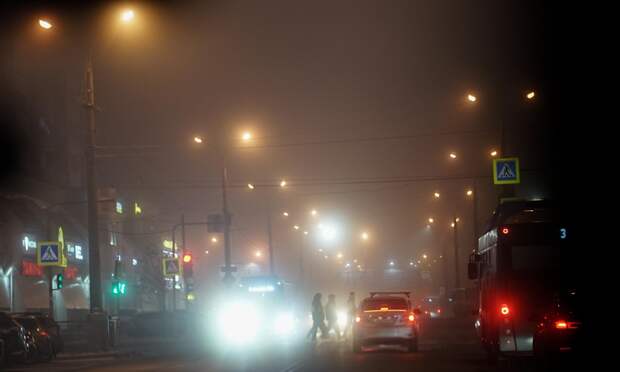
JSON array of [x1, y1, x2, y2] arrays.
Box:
[[3, 317, 560, 372]]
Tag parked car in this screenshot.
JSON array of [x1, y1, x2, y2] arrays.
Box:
[[12, 312, 63, 354], [12, 315, 54, 361], [0, 312, 36, 364]]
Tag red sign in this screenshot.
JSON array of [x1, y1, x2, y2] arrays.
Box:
[[64, 266, 78, 280], [21, 260, 43, 277]]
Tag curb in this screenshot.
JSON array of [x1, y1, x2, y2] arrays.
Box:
[[56, 350, 136, 361]]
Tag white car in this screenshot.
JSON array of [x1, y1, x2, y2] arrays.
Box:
[[352, 292, 421, 353]]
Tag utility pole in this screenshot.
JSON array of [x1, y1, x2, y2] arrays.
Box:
[[267, 210, 274, 275], [472, 180, 479, 251], [222, 167, 234, 285], [453, 216, 461, 289], [181, 214, 186, 309], [85, 53, 102, 312]]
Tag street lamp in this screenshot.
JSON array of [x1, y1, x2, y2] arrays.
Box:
[[490, 149, 498, 157], [211, 237, 218, 243], [255, 250, 263, 258], [247, 183, 255, 190], [526, 91, 536, 100], [361, 232, 369, 241], [242, 131, 252, 142], [120, 9, 135, 23], [38, 19, 53, 29], [466, 189, 473, 197], [293, 225, 300, 230], [434, 192, 441, 199], [193, 136, 203, 144], [467, 93, 477, 103], [282, 212, 289, 217], [428, 217, 434, 224], [449, 152, 457, 159], [280, 179, 287, 188], [310, 209, 318, 217]]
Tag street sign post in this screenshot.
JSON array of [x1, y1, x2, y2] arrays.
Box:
[[37, 241, 65, 267], [493, 157, 521, 185], [163, 257, 182, 277]]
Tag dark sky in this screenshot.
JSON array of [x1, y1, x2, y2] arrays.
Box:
[[3, 0, 579, 287]]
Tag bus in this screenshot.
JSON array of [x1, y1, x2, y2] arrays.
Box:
[[468, 200, 582, 361]]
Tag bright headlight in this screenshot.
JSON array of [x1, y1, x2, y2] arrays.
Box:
[[216, 301, 261, 345], [274, 312, 295, 336], [337, 310, 348, 329]]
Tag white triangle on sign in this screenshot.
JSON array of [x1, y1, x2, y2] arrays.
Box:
[[498, 164, 515, 179], [167, 260, 178, 273], [41, 246, 58, 261]]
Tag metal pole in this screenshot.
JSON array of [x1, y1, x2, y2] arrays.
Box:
[[455, 216, 460, 289], [268, 210, 274, 275], [222, 167, 233, 285], [85, 53, 102, 312], [473, 180, 479, 252], [45, 208, 54, 318], [181, 214, 187, 309], [299, 234, 305, 292]]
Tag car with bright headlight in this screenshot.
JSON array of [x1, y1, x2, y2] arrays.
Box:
[[211, 275, 301, 348], [352, 292, 421, 353]]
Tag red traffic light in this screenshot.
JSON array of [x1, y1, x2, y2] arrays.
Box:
[[183, 254, 192, 263]]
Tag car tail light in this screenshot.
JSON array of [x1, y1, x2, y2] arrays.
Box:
[[408, 314, 415, 322], [555, 320, 567, 329], [437, 308, 441, 314], [39, 330, 49, 337], [501, 227, 510, 235], [500, 304, 510, 316]]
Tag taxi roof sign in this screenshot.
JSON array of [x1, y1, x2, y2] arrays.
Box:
[[493, 157, 520, 185]]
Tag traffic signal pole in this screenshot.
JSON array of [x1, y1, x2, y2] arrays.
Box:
[[222, 167, 234, 285]]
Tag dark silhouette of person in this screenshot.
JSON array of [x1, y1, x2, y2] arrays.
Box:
[[308, 293, 329, 341]]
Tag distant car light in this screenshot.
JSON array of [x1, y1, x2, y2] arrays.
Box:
[[408, 314, 415, 322]]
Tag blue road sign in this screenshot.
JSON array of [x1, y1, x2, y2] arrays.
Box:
[[37, 241, 63, 266], [493, 157, 520, 185]]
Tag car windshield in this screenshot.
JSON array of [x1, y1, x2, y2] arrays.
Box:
[[15, 318, 38, 330]]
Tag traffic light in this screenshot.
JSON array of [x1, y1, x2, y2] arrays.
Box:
[[112, 280, 127, 296], [182, 253, 193, 278], [53, 273, 63, 290]]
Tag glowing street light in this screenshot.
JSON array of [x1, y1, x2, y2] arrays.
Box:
[[303, 231, 309, 235], [434, 192, 441, 199], [247, 183, 255, 190], [428, 217, 434, 224], [242, 131, 253, 142], [211, 237, 218, 243], [193, 136, 203, 144], [389, 261, 395, 267], [310, 209, 318, 217], [456, 217, 460, 222], [280, 179, 287, 188], [422, 254, 428, 259], [451, 222, 456, 228], [120, 9, 135, 23], [361, 232, 369, 241], [293, 225, 300, 230], [467, 93, 477, 103], [466, 189, 473, 196], [449, 152, 457, 159], [337, 252, 343, 259], [526, 91, 536, 100], [255, 250, 263, 258], [38, 19, 53, 29], [282, 212, 289, 217], [490, 149, 498, 157]]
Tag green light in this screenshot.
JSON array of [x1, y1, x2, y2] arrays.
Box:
[[56, 273, 63, 289], [112, 281, 127, 296]]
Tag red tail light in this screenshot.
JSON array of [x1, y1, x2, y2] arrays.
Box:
[[408, 314, 415, 322], [500, 304, 510, 316], [437, 308, 441, 314], [501, 227, 510, 235], [555, 320, 567, 329], [39, 330, 49, 337]]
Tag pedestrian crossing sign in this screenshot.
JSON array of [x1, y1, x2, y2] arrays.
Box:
[[163, 257, 182, 276], [493, 157, 520, 185], [37, 241, 64, 267]]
